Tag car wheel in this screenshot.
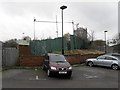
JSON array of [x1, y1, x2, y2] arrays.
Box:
[[67, 73, 72, 79], [111, 64, 119, 70], [87, 61, 94, 67], [47, 69, 51, 77]]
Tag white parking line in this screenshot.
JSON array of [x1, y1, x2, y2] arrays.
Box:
[[29, 77, 47, 80], [36, 75, 39, 80], [84, 74, 98, 79], [35, 69, 37, 71]]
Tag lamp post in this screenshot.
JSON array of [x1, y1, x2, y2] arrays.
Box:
[[34, 17, 36, 40], [104, 31, 108, 53], [60, 5, 67, 55]]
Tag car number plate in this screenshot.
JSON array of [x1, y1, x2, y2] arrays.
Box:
[[59, 71, 67, 74]]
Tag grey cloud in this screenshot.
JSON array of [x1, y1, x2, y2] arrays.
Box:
[[65, 2, 118, 39], [0, 2, 118, 41]]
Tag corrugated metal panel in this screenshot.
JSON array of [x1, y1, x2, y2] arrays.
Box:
[[70, 35, 74, 50], [70, 35, 87, 50], [0, 42, 2, 70], [30, 36, 87, 55], [64, 37, 67, 51], [31, 40, 46, 55], [30, 37, 68, 55], [75, 36, 84, 49], [0, 42, 2, 50], [3, 48, 19, 66], [54, 37, 62, 52]]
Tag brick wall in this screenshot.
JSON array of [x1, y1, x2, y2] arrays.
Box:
[[20, 55, 45, 67], [20, 54, 101, 67], [65, 54, 101, 65], [19, 45, 31, 56], [18, 45, 102, 67]]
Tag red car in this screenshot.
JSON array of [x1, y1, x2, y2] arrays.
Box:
[[42, 53, 72, 78]]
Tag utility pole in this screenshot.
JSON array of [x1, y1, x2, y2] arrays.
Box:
[[56, 15, 58, 38], [34, 18, 72, 39], [72, 21, 76, 49]]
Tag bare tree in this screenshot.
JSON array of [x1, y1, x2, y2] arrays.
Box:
[[91, 30, 95, 42], [4, 39, 18, 47], [87, 30, 95, 42], [113, 33, 120, 44]]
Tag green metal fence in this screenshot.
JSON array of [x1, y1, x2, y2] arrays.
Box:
[[30, 36, 87, 55], [30, 37, 67, 55]]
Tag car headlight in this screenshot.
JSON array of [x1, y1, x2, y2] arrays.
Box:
[[68, 66, 72, 70], [51, 66, 57, 70]]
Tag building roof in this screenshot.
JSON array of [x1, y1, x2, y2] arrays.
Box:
[[16, 40, 30, 45]]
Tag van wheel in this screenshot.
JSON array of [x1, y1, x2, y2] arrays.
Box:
[[111, 64, 119, 70], [47, 69, 51, 77], [87, 61, 94, 67]]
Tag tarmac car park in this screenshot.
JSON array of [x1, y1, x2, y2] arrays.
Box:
[[2, 64, 119, 88]]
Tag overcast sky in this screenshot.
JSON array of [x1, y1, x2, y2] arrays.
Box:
[[0, 0, 118, 41]]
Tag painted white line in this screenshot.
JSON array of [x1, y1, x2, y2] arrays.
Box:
[[35, 69, 37, 71], [84, 74, 98, 79], [29, 78, 47, 81], [36, 75, 39, 80]]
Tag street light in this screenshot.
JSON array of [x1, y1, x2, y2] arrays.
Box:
[[34, 17, 36, 40], [60, 5, 67, 55], [104, 30, 108, 53]]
